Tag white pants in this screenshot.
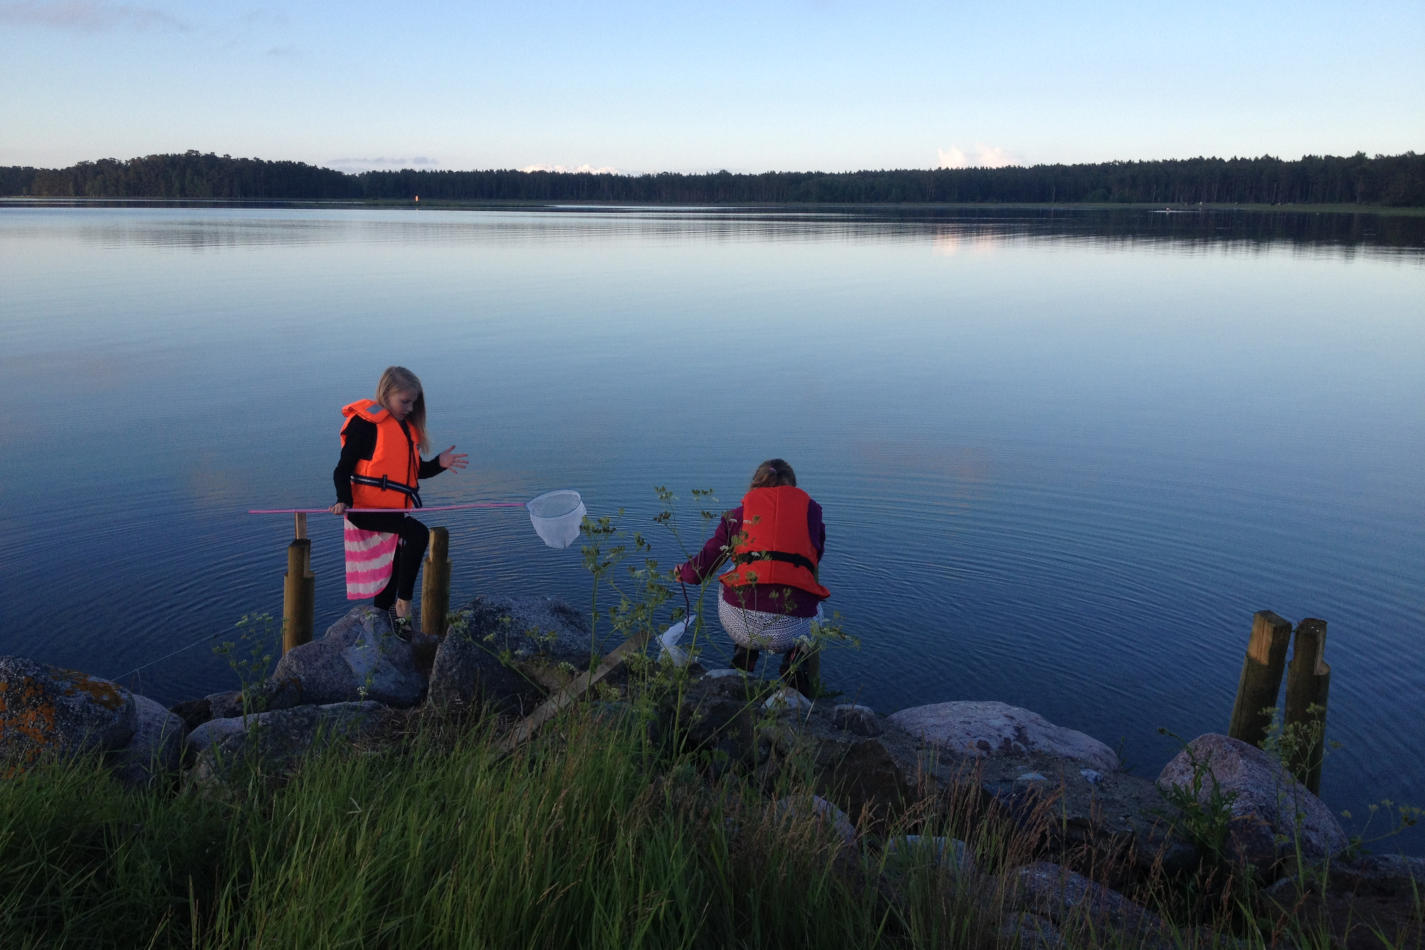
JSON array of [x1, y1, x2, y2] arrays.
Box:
[[717, 596, 812, 653]]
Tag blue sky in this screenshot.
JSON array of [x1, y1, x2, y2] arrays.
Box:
[[2, 0, 1421, 174]]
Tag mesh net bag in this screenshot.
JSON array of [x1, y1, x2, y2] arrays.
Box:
[[526, 490, 586, 549]]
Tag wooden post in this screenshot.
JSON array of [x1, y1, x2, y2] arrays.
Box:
[[1227, 610, 1293, 746], [421, 526, 451, 637], [1284, 618, 1330, 794], [282, 514, 314, 653]]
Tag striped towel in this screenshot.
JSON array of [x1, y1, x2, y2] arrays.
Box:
[[344, 521, 398, 600]]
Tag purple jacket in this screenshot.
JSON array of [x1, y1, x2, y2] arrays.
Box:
[[675, 499, 827, 617]]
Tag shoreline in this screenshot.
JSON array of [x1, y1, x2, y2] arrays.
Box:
[[3, 195, 1424, 216]]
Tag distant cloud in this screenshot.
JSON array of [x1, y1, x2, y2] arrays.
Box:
[[323, 156, 443, 172], [936, 144, 1018, 169], [0, 0, 189, 32], [520, 163, 621, 175], [241, 8, 287, 28]]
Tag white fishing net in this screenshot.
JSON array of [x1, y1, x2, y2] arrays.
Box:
[[526, 489, 586, 549]]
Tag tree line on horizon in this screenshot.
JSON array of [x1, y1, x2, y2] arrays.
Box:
[[2, 149, 1422, 206]]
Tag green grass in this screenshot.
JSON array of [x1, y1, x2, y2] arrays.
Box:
[[1, 705, 1418, 949]]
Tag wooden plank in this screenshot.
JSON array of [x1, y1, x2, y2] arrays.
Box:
[[499, 626, 655, 754]]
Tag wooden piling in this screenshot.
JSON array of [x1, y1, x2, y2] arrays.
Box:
[[1227, 610, 1293, 747], [421, 526, 451, 637], [282, 514, 314, 653], [1284, 618, 1330, 794]]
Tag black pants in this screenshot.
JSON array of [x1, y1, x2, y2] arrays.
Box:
[[347, 512, 429, 609]]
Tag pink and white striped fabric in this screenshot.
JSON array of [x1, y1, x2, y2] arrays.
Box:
[[343, 522, 398, 600]]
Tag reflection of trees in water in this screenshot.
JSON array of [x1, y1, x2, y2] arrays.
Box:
[[874, 206, 1425, 256], [3, 193, 1420, 261], [970, 207, 1425, 256], [1140, 208, 1425, 255], [5, 203, 1421, 259]]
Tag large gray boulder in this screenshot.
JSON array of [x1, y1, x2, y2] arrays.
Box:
[[271, 606, 426, 707], [701, 689, 1185, 879], [757, 695, 925, 823], [454, 594, 603, 674], [776, 794, 858, 845], [427, 598, 549, 716], [110, 693, 185, 788], [1156, 733, 1348, 870], [1010, 861, 1169, 946], [0, 656, 184, 787], [1261, 852, 1425, 945], [965, 751, 1196, 882], [1327, 853, 1425, 894], [0, 655, 134, 759], [185, 701, 398, 793], [171, 678, 306, 731], [665, 669, 761, 769], [888, 700, 1120, 772], [427, 595, 610, 716]]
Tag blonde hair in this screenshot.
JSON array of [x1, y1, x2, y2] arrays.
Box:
[[375, 366, 430, 453], [749, 458, 796, 489]]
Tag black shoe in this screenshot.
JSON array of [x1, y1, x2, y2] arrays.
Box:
[[385, 606, 412, 641]]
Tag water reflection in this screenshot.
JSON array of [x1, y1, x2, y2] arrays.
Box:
[[1, 204, 1422, 856], [5, 200, 1423, 259]]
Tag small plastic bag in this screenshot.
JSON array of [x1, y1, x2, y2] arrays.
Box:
[[658, 615, 695, 667]]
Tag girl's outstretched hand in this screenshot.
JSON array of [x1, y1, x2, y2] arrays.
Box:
[[439, 446, 469, 471]]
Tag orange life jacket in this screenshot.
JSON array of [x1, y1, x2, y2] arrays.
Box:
[[341, 399, 421, 510], [719, 485, 830, 599]]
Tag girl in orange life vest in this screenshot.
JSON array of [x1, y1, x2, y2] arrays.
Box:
[[329, 366, 467, 635], [675, 459, 829, 687]]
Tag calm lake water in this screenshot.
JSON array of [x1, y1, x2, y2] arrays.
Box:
[[3, 203, 1422, 851]]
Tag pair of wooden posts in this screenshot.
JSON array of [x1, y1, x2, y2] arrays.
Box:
[[280, 513, 451, 652], [1228, 610, 1331, 794]]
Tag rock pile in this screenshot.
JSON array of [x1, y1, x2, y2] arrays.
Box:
[[2, 597, 1420, 946]]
